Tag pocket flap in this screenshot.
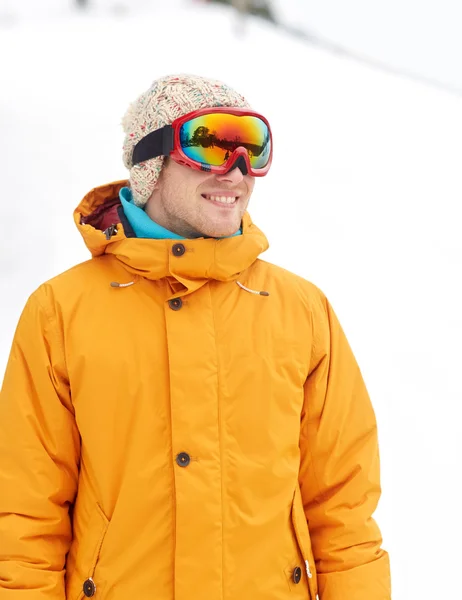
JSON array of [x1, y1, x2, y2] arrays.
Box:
[[74, 503, 109, 579], [291, 486, 318, 598], [87, 503, 109, 576]]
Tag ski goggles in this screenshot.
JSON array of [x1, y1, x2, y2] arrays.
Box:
[[132, 107, 272, 176]]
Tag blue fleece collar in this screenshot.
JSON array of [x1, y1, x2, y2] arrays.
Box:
[[119, 187, 242, 240]]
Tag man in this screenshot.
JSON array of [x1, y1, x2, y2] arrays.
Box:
[[0, 74, 391, 600]]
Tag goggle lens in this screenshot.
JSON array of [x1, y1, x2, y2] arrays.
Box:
[[179, 113, 271, 170]]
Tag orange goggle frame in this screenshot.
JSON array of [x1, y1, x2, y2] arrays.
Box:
[[132, 107, 272, 176]]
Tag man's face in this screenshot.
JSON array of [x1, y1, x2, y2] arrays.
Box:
[[144, 159, 255, 238]]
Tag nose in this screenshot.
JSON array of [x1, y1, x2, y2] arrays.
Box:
[[215, 166, 244, 184]]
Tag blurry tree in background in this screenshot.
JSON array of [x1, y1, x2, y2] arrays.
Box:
[[209, 0, 275, 23], [71, 0, 274, 21]]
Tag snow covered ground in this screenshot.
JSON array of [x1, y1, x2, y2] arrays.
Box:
[[1, 1, 461, 598]]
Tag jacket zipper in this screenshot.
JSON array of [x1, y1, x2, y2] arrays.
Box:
[[104, 224, 118, 240]]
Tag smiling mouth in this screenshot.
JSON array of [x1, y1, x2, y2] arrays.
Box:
[[201, 194, 239, 205]]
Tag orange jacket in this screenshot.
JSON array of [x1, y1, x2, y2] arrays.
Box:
[[0, 181, 390, 600]]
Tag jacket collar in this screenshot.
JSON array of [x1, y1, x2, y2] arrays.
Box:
[[74, 180, 269, 296]]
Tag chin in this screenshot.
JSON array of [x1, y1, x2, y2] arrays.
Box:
[[208, 227, 239, 239], [199, 221, 240, 239]]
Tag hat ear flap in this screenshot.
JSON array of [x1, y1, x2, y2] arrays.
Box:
[[129, 156, 165, 207]]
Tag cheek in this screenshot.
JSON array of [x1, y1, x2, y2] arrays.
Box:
[[167, 181, 196, 216], [161, 177, 186, 206], [246, 177, 256, 194]]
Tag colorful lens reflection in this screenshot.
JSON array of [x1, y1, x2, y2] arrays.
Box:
[[179, 113, 271, 169]]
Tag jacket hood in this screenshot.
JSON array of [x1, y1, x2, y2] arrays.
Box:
[[74, 180, 269, 296]]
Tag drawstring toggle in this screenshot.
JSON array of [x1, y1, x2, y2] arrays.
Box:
[[236, 281, 269, 296]]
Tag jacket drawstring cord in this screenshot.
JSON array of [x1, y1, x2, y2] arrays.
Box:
[[110, 281, 135, 288], [110, 279, 268, 295], [110, 275, 140, 288], [236, 281, 270, 297]]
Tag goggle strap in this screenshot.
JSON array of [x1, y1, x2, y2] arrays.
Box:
[[132, 125, 174, 166]]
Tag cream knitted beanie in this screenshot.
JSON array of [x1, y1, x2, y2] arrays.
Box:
[[122, 74, 251, 207]]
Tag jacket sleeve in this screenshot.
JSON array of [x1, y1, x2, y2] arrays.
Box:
[[0, 287, 80, 599], [299, 292, 391, 600]]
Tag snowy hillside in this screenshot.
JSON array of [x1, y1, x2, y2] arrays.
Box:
[[1, 2, 462, 599], [271, 0, 462, 93]]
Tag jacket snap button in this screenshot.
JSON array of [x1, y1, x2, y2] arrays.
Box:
[[292, 566, 302, 584], [168, 298, 183, 311], [172, 243, 186, 257], [176, 452, 191, 467], [83, 578, 96, 597]]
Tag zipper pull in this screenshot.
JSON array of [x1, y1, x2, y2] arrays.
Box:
[[305, 559, 313, 579], [104, 224, 118, 240]]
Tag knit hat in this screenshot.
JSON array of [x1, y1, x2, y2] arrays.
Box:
[[122, 74, 252, 207]]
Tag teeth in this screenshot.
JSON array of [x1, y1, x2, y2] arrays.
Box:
[[206, 195, 237, 204]]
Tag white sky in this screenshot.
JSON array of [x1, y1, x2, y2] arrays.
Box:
[[273, 0, 462, 93], [0, 2, 462, 599]]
